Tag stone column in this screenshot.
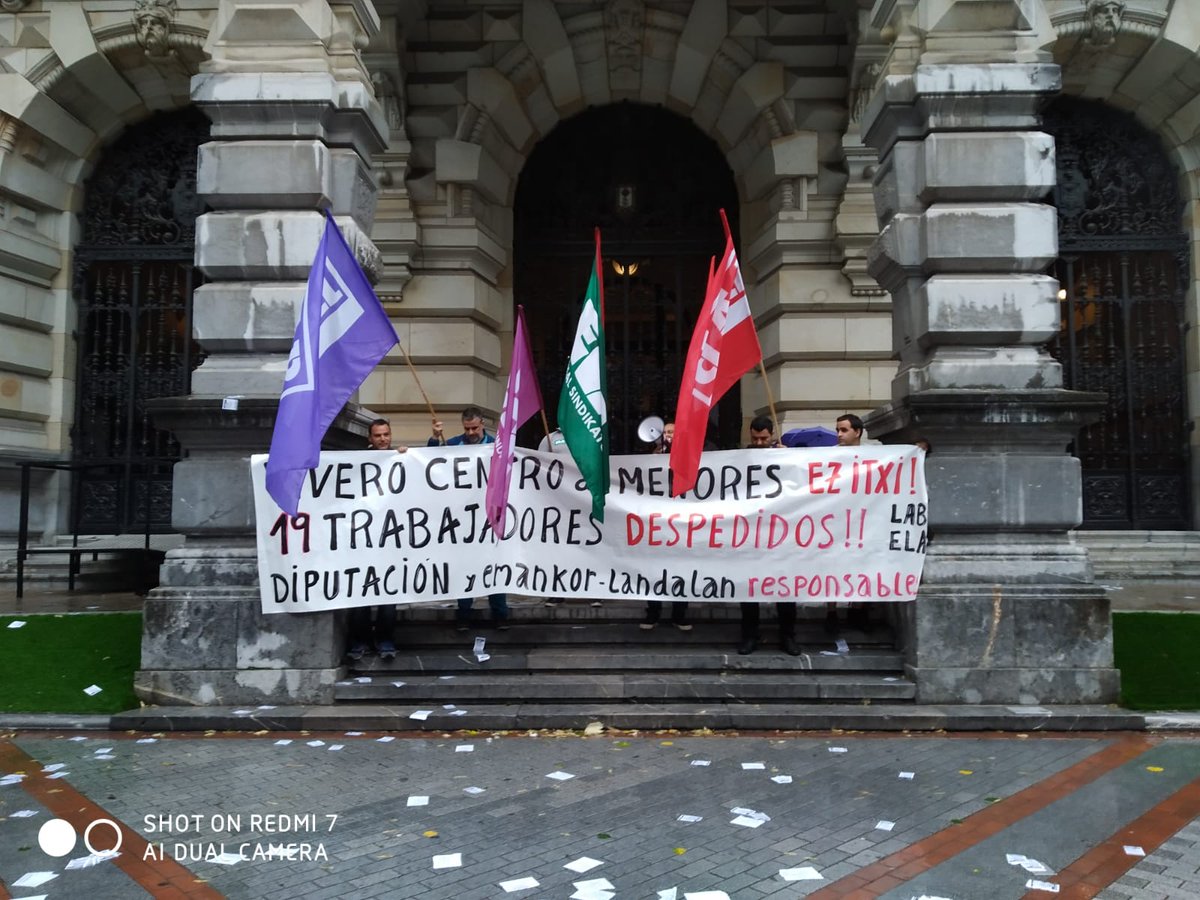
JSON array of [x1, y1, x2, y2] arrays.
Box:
[[860, 1, 1117, 704], [136, 0, 387, 706]]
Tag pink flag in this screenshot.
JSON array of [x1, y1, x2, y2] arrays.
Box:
[[670, 209, 762, 496], [486, 305, 544, 534]]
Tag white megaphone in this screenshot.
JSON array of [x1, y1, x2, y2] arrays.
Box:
[[637, 415, 665, 444], [538, 429, 566, 453]]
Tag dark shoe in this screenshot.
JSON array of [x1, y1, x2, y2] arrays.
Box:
[[377, 641, 397, 659], [495, 619, 510, 631], [544, 598, 563, 607], [347, 642, 367, 661], [639, 617, 657, 631], [781, 634, 800, 656], [454, 620, 469, 633], [590, 600, 603, 608], [737, 637, 758, 655], [673, 621, 692, 632], [824, 608, 839, 635]]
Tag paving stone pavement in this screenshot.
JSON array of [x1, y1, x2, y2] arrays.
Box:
[[0, 730, 1198, 899]]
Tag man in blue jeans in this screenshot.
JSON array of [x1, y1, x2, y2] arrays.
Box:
[[428, 406, 510, 631]]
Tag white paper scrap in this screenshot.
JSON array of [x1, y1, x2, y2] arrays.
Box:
[[565, 857, 604, 874], [306, 740, 325, 747], [828, 747, 848, 753], [432, 853, 462, 869], [258, 705, 276, 710], [439, 675, 455, 679], [771, 775, 793, 784], [820, 650, 840, 656], [210, 851, 243, 865], [407, 796, 429, 807], [546, 770, 575, 781], [93, 748, 113, 754], [571, 890, 614, 900], [8, 620, 26, 628], [10, 809, 38, 817], [456, 745, 474, 753], [47, 771, 70, 779], [345, 731, 363, 736], [1025, 879, 1060, 893], [83, 685, 103, 696], [677, 814, 703, 823], [136, 738, 158, 744], [1020, 858, 1052, 875], [274, 739, 293, 746], [1123, 845, 1146, 857], [328, 744, 344, 751], [450, 709, 469, 716], [0, 774, 24, 785], [876, 820, 896, 831], [835, 638, 850, 653], [571, 877, 616, 899], [232, 709, 252, 715], [683, 892, 730, 900], [392, 681, 407, 687], [690, 760, 710, 766], [410, 710, 432, 721], [41, 763, 66, 773], [730, 815, 764, 828], [499, 876, 540, 892], [899, 771, 915, 779], [13, 872, 56, 888], [377, 736, 396, 742], [657, 890, 678, 900], [355, 676, 372, 684], [741, 762, 765, 770], [65, 850, 120, 870], [464, 786, 486, 795], [93, 754, 115, 761], [68, 736, 88, 741], [779, 866, 824, 881]]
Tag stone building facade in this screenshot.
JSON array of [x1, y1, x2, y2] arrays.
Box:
[[0, 0, 1196, 705]]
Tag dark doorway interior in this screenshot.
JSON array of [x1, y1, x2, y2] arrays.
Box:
[[1045, 97, 1192, 529], [72, 107, 208, 533], [514, 103, 741, 453]]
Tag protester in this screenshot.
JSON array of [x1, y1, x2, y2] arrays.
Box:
[[830, 413, 868, 635], [429, 407, 511, 630], [739, 416, 798, 655], [347, 418, 401, 660], [642, 420, 689, 631]]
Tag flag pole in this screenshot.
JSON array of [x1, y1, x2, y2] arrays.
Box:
[[396, 341, 439, 424], [758, 360, 780, 440]]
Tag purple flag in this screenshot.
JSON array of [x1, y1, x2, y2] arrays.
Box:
[[265, 212, 397, 515], [485, 306, 543, 534]]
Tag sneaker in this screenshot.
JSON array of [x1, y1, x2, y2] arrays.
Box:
[[639, 618, 657, 631], [737, 637, 758, 655], [590, 600, 603, 608], [495, 619, 510, 631], [781, 634, 800, 656], [377, 641, 397, 659], [673, 621, 693, 632], [347, 643, 367, 661], [544, 598, 564, 607], [454, 621, 469, 633]]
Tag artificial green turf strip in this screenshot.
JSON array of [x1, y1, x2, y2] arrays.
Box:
[[1113, 611, 1200, 711], [0, 612, 142, 714]]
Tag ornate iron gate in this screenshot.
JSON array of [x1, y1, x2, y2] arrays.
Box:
[[1045, 99, 1192, 529], [72, 108, 208, 533], [514, 103, 742, 453]]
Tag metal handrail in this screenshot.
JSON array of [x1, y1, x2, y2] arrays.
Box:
[[14, 459, 157, 599]]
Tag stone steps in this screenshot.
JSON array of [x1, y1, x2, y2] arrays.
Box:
[[1076, 530, 1200, 580]]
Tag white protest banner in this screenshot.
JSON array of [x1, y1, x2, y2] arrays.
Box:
[[251, 445, 927, 614]]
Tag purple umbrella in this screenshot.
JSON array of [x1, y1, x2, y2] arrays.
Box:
[[780, 426, 839, 448]]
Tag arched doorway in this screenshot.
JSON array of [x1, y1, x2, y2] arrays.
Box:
[[1045, 98, 1192, 529], [514, 103, 741, 453], [72, 107, 208, 533]]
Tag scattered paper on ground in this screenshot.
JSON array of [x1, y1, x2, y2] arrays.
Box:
[[1123, 845, 1145, 856], [690, 760, 710, 767], [8, 620, 26, 628], [211, 851, 243, 865], [65, 850, 119, 870], [730, 815, 765, 828], [83, 685, 103, 696], [564, 857, 604, 873], [407, 796, 429, 807], [677, 814, 702, 823], [876, 820, 895, 831], [657, 889, 677, 900], [499, 876, 540, 892], [1025, 879, 1060, 893], [12, 872, 57, 888], [410, 710, 432, 721], [546, 771, 575, 781], [899, 771, 915, 779], [432, 853, 462, 869], [456, 745, 474, 753], [779, 866, 824, 881], [828, 747, 847, 753], [741, 762, 765, 770], [275, 739, 292, 746], [770, 775, 792, 784], [306, 740, 325, 747], [377, 736, 395, 742], [683, 892, 730, 900], [464, 786, 486, 795], [10, 810, 37, 817]]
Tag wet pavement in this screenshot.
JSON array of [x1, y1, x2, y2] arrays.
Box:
[[1, 729, 1198, 899]]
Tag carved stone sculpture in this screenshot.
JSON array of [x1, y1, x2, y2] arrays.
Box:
[[133, 0, 177, 59], [1085, 0, 1124, 47]]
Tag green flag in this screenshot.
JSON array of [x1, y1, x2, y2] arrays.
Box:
[[558, 229, 609, 521]]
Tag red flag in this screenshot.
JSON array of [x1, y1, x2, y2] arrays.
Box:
[[669, 209, 762, 496], [486, 305, 544, 534]]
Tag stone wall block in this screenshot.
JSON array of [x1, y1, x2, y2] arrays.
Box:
[[195, 210, 376, 280], [134, 667, 338, 706], [141, 596, 240, 669], [922, 203, 1058, 273], [915, 274, 1058, 347], [197, 140, 332, 209], [898, 346, 1063, 395], [192, 282, 308, 354], [237, 603, 343, 669], [170, 458, 257, 533], [1013, 594, 1114, 668], [925, 453, 1082, 530], [919, 131, 1055, 203]]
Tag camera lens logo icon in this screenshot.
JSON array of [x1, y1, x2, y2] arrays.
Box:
[[38, 817, 123, 858]]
